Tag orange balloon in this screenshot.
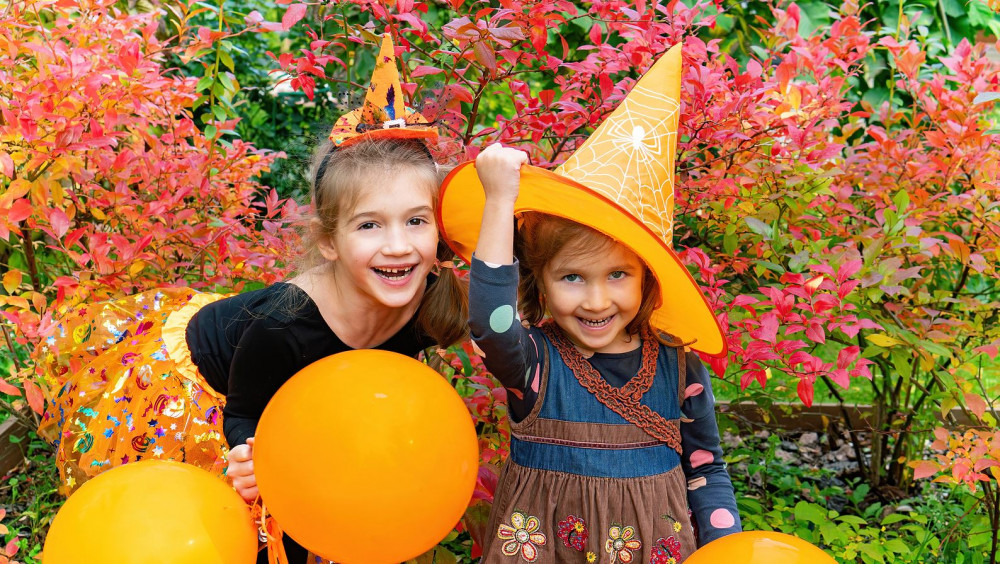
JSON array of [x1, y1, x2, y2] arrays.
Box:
[[253, 350, 479, 564], [686, 531, 837, 563], [43, 460, 257, 564]]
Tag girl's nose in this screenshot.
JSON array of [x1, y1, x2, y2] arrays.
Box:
[[582, 283, 611, 311], [381, 226, 414, 256]]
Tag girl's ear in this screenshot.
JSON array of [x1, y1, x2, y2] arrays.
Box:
[[313, 218, 338, 262]]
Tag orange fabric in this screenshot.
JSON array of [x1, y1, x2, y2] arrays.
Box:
[[161, 291, 229, 403], [437, 45, 728, 357], [33, 288, 290, 563], [328, 34, 437, 148], [34, 288, 230, 495]]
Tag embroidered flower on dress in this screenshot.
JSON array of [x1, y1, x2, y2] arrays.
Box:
[[605, 524, 641, 563], [587, 552, 597, 562], [497, 511, 547, 561], [557, 514, 588, 551], [660, 513, 683, 534], [650, 536, 682, 563]]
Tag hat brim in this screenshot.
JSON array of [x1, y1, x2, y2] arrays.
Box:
[[438, 161, 727, 358], [334, 127, 438, 149]]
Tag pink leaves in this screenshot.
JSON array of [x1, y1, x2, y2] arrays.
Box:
[[0, 152, 14, 178], [46, 207, 70, 239], [804, 321, 826, 345], [2, 536, 18, 562], [411, 65, 444, 78], [836, 259, 862, 284], [972, 339, 1000, 359], [964, 393, 989, 421], [835, 345, 860, 369], [911, 460, 940, 480], [244, 10, 264, 27], [752, 313, 780, 344], [730, 252, 875, 402], [281, 4, 307, 31], [1, 0, 301, 352], [878, 37, 925, 79], [740, 369, 767, 391], [796, 377, 815, 407]]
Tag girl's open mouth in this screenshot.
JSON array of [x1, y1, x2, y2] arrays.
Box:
[[373, 266, 414, 281], [579, 316, 613, 328]]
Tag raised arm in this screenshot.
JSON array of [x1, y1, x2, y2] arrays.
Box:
[[473, 143, 529, 266], [467, 144, 541, 421]]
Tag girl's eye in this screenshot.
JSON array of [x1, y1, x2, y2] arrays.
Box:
[[609, 270, 627, 280], [408, 217, 429, 226], [358, 222, 377, 230], [562, 273, 581, 282]]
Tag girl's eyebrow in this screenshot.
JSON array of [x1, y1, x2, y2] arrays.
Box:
[[546, 267, 578, 278], [348, 205, 433, 223]]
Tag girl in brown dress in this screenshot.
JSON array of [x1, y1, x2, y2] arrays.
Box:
[[438, 45, 741, 563]]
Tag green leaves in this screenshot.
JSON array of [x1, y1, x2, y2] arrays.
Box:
[[973, 92, 1000, 106], [745, 217, 772, 240], [793, 500, 829, 525]]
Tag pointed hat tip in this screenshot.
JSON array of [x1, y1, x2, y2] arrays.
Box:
[[378, 32, 395, 56], [635, 42, 682, 98]]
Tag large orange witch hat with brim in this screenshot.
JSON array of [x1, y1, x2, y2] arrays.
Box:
[[327, 34, 437, 148], [438, 44, 727, 357]]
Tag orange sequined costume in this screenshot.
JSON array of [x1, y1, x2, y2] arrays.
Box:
[[35, 288, 229, 495]]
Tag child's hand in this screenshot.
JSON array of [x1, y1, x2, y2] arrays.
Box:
[[476, 143, 529, 204], [227, 437, 258, 502]]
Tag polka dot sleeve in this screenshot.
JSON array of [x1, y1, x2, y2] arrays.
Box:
[[468, 255, 542, 422], [679, 350, 742, 546]]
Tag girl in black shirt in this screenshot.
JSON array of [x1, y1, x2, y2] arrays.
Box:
[[33, 34, 467, 564]]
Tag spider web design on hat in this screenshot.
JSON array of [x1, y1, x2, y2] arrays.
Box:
[[437, 44, 729, 357], [556, 82, 679, 246]]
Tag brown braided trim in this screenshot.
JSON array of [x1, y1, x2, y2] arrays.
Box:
[[540, 323, 682, 453], [511, 432, 666, 450]]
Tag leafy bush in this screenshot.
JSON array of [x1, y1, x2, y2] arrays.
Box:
[[0, 0, 303, 407], [2, 0, 999, 561], [729, 430, 992, 562]]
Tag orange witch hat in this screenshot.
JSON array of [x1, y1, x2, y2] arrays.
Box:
[[327, 34, 437, 148], [438, 44, 727, 357]]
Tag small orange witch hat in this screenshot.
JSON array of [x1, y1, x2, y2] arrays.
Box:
[[328, 34, 437, 148], [438, 44, 727, 357]]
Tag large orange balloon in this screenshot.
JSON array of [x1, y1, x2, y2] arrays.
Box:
[[43, 460, 257, 564], [686, 531, 837, 563], [253, 350, 479, 564]]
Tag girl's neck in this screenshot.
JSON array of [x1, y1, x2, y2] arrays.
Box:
[[290, 264, 423, 349]]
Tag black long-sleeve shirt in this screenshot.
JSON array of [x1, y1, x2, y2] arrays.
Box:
[[185, 283, 434, 447]]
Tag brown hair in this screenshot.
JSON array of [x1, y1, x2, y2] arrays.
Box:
[[299, 138, 468, 347], [515, 213, 669, 343]]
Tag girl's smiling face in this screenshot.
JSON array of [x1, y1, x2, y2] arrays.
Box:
[[540, 241, 644, 355], [323, 172, 439, 311]]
